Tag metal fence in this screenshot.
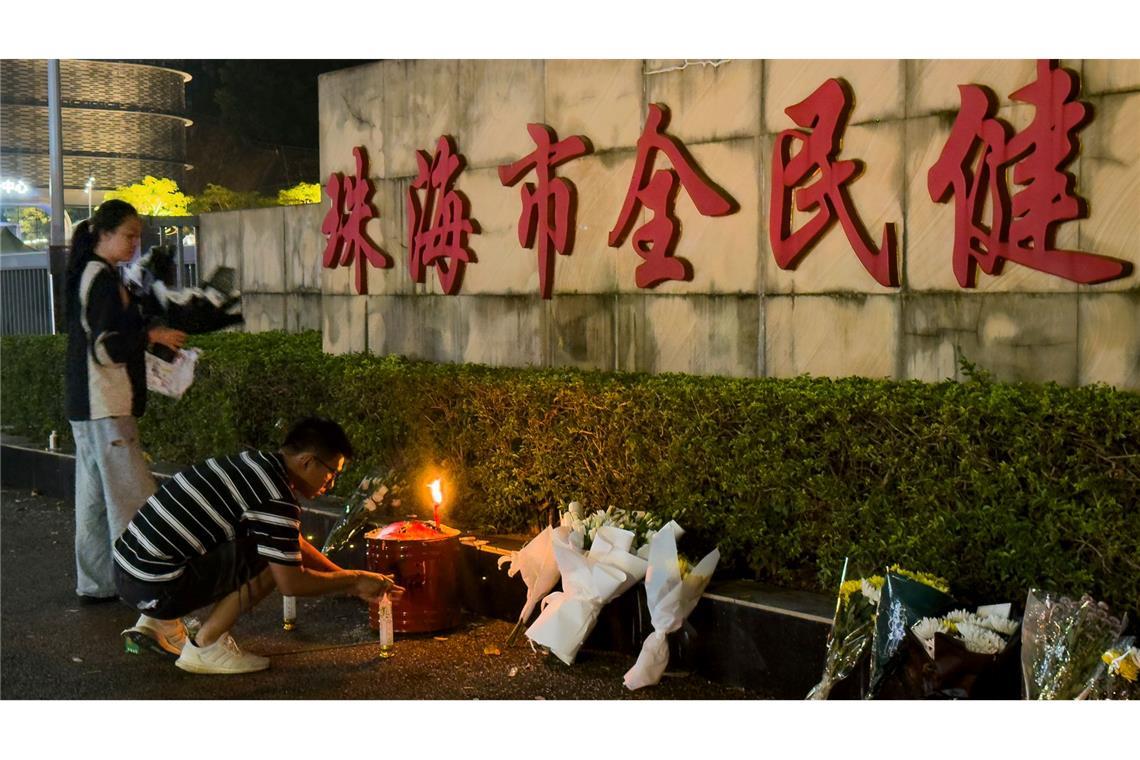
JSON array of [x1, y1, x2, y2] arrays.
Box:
[[1, 253, 54, 336]]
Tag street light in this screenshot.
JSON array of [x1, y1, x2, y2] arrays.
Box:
[[84, 176, 94, 218]]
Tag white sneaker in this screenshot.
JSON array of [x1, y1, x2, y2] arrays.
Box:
[[121, 615, 189, 657], [175, 632, 270, 674]]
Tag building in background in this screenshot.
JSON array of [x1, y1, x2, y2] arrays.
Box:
[[0, 59, 192, 246]]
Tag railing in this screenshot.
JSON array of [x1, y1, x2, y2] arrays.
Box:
[[1, 253, 54, 335]]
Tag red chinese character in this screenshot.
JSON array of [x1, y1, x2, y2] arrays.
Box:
[[499, 124, 591, 299], [609, 103, 736, 288], [928, 59, 1130, 287], [320, 146, 391, 295], [769, 78, 898, 287], [406, 136, 477, 296]]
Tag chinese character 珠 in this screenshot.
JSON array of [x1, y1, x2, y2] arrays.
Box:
[[321, 146, 391, 295]]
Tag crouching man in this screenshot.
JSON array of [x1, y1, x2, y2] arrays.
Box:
[[112, 417, 403, 674]]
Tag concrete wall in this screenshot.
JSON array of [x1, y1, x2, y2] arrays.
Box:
[[200, 59, 1140, 390]]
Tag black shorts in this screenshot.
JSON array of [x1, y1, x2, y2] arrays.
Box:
[[114, 537, 269, 620]]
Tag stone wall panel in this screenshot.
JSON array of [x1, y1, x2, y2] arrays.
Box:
[[901, 293, 1080, 385], [765, 294, 898, 379], [322, 294, 367, 355], [545, 60, 643, 154], [645, 59, 761, 144], [1078, 292, 1140, 390], [240, 207, 286, 292], [618, 294, 759, 377]]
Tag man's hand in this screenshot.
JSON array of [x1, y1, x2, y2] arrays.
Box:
[[353, 571, 405, 603]]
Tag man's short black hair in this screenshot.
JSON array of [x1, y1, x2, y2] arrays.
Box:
[[281, 417, 354, 462]]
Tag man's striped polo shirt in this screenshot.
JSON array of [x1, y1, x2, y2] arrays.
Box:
[[113, 450, 302, 583]]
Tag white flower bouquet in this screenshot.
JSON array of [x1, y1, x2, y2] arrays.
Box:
[[910, 606, 1021, 658], [524, 501, 660, 665], [875, 603, 1024, 699], [497, 524, 562, 645], [623, 521, 719, 690]]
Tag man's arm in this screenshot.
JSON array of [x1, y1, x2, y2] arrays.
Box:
[[300, 536, 342, 573], [268, 552, 403, 602]]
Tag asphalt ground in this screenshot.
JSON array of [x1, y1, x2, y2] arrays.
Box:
[[0, 488, 766, 701]]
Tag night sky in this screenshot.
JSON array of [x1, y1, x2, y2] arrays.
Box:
[[137, 60, 373, 194]]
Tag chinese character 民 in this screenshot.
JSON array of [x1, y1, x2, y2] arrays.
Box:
[[609, 103, 736, 288], [499, 124, 591, 299], [769, 78, 898, 287], [928, 59, 1129, 287], [407, 136, 477, 295], [320, 146, 391, 295]]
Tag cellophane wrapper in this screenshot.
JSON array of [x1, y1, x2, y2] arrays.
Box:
[[1081, 636, 1139, 700], [807, 582, 877, 700], [321, 471, 403, 555], [1021, 589, 1127, 700]]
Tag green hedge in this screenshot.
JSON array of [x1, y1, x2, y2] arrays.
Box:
[[3, 331, 1138, 618]]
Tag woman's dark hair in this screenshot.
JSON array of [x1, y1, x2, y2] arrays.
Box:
[[282, 416, 355, 461], [67, 198, 139, 278]]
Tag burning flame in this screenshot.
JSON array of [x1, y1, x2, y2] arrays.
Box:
[[428, 479, 443, 505]]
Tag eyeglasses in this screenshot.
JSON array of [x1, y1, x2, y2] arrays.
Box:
[[313, 454, 343, 490]]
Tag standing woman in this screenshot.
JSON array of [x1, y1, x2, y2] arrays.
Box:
[[66, 199, 187, 602]]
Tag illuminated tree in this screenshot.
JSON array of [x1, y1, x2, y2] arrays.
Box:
[[104, 176, 192, 216], [18, 207, 49, 239], [276, 181, 321, 206]]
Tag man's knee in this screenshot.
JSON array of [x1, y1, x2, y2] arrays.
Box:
[[249, 566, 275, 596]]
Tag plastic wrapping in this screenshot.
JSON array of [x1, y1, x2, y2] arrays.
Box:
[[867, 572, 956, 698], [1021, 589, 1128, 700], [806, 561, 879, 700], [1084, 636, 1139, 700], [145, 347, 199, 398], [321, 469, 405, 556]]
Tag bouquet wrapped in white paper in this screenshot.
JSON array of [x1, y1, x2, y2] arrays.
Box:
[[145, 347, 200, 398], [525, 519, 650, 665], [624, 521, 719, 690], [498, 524, 562, 645]]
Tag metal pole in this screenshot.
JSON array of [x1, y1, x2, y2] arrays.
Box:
[[48, 60, 65, 247], [175, 225, 185, 288], [47, 59, 68, 334]]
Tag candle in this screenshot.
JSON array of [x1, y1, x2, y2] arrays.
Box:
[[428, 479, 443, 529]]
